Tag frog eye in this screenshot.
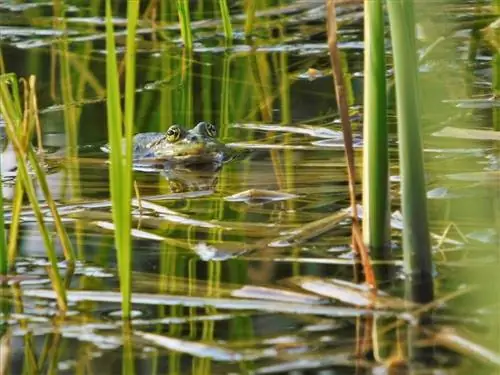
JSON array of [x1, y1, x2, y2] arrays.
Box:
[[205, 123, 217, 138], [166, 125, 182, 142]]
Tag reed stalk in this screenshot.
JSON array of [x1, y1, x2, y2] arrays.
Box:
[[181, 50, 193, 127], [177, 0, 193, 49], [325, 0, 375, 287], [362, 0, 390, 263], [494, 0, 500, 131], [219, 0, 233, 42], [0, 150, 5, 276], [386, 0, 433, 303], [201, 52, 212, 122], [244, 0, 256, 37], [220, 53, 231, 133], [104, 0, 139, 318]]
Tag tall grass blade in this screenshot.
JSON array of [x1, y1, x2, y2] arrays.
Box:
[[362, 0, 390, 264], [123, 0, 139, 321], [105, 0, 137, 318], [219, 0, 233, 42], [494, 0, 500, 131], [0, 148, 5, 276], [177, 0, 193, 49], [386, 0, 433, 303], [244, 0, 256, 37]]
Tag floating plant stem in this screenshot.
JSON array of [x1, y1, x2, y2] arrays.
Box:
[[387, 0, 433, 303], [362, 0, 390, 266], [219, 0, 233, 42], [177, 0, 193, 49]]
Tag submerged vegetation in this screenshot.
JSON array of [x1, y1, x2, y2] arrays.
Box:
[[0, 0, 498, 374]]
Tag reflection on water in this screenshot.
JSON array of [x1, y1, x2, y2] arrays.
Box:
[[0, 0, 499, 374]]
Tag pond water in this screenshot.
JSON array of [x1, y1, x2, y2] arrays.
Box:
[[0, 1, 499, 374]]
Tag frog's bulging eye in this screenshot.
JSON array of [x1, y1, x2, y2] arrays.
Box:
[[166, 125, 182, 142], [205, 123, 217, 138]]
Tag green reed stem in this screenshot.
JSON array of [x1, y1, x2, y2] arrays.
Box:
[[105, 0, 138, 318], [244, 0, 256, 37], [176, 0, 193, 49], [362, 0, 390, 261], [0, 161, 5, 276], [387, 0, 433, 303], [201, 52, 212, 122], [181, 51, 193, 127], [6, 181, 23, 266], [493, 0, 500, 131], [220, 53, 231, 135], [124, 0, 139, 316], [219, 0, 233, 42], [160, 50, 173, 129]]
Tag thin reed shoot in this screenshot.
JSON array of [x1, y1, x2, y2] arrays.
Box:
[[104, 0, 139, 318], [219, 0, 233, 42], [177, 0, 193, 49]]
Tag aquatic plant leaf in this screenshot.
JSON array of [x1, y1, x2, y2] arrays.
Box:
[[134, 331, 274, 362], [310, 138, 363, 148], [285, 277, 417, 310], [254, 351, 371, 374], [130, 313, 233, 327], [445, 171, 499, 183], [93, 221, 166, 241], [191, 242, 249, 261], [225, 142, 314, 150], [131, 199, 185, 216], [0, 274, 40, 284], [61, 324, 123, 350], [442, 98, 500, 109], [225, 189, 298, 204], [231, 123, 342, 139], [433, 327, 500, 366], [23, 289, 401, 318], [432, 126, 500, 141], [426, 187, 460, 199], [268, 210, 348, 247], [230, 285, 324, 304], [465, 229, 498, 244]]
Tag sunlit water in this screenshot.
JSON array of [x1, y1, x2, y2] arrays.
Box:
[[0, 1, 499, 374]]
